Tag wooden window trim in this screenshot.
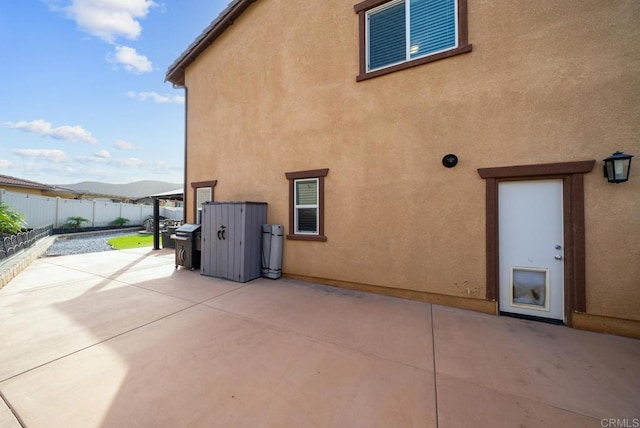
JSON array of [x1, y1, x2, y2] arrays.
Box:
[[477, 160, 595, 324], [285, 169, 329, 241], [190, 180, 217, 224], [354, 0, 472, 82]]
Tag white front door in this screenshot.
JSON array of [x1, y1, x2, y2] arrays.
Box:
[[499, 179, 564, 322]]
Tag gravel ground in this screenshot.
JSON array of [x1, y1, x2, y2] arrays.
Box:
[[45, 231, 141, 257]]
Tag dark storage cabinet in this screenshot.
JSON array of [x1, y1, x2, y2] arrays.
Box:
[[201, 202, 267, 282]]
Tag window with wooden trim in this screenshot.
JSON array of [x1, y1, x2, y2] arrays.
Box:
[[191, 180, 217, 224], [285, 169, 329, 241], [354, 0, 471, 81]]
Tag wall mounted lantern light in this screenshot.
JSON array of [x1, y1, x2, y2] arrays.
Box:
[[603, 151, 634, 184]]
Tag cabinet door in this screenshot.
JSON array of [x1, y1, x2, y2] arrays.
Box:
[[227, 204, 243, 281], [213, 204, 228, 279], [201, 205, 214, 275]]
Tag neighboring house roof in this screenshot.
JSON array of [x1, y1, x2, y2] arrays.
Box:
[[0, 174, 74, 193], [150, 189, 184, 200], [165, 0, 257, 86]]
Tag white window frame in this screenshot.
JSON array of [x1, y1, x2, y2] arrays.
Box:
[[294, 178, 319, 235]]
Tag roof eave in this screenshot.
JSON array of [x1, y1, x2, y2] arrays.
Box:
[[0, 174, 58, 191], [165, 0, 258, 86]]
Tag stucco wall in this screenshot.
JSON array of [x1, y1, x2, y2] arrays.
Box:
[[182, 0, 639, 321], [0, 186, 44, 196]]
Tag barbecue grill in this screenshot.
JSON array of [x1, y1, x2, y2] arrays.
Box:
[[174, 223, 201, 270]]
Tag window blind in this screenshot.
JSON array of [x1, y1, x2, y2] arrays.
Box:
[[367, 0, 457, 71], [297, 208, 317, 232], [368, 1, 406, 70], [409, 0, 456, 58], [196, 187, 211, 207], [296, 180, 317, 205]]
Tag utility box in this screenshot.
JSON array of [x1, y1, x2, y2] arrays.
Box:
[[201, 202, 267, 282]]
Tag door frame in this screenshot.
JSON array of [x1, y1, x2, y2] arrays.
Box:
[[478, 160, 595, 325]]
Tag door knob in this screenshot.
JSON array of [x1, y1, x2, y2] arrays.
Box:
[[554, 254, 563, 260]]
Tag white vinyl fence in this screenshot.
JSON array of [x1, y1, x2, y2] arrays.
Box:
[[160, 206, 183, 221], [0, 189, 183, 228]]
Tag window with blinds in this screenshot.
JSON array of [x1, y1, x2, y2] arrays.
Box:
[[294, 179, 318, 234], [285, 168, 328, 241], [366, 0, 457, 72]]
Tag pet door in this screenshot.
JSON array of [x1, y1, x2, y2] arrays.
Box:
[[509, 267, 550, 311]]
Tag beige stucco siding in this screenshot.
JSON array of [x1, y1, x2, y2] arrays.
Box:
[[183, 0, 639, 321], [1, 186, 45, 196]]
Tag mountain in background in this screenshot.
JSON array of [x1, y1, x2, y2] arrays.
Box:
[[58, 180, 183, 198]]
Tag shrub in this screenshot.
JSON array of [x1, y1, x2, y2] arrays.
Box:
[[0, 203, 26, 235], [112, 217, 130, 227], [64, 216, 89, 230]]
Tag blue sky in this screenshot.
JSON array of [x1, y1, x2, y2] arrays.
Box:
[[0, 0, 229, 185]]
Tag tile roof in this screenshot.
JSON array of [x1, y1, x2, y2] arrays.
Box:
[[0, 174, 54, 190]]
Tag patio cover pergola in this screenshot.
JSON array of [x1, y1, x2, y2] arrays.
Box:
[[149, 188, 184, 250]]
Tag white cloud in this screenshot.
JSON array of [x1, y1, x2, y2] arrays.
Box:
[[94, 149, 111, 158], [75, 155, 107, 164], [126, 91, 184, 104], [149, 160, 181, 176], [15, 162, 76, 178], [113, 139, 134, 150], [75, 154, 142, 167], [108, 46, 152, 74], [0, 160, 12, 168], [48, 0, 156, 43], [12, 149, 69, 163], [5, 119, 98, 145], [115, 157, 144, 167]]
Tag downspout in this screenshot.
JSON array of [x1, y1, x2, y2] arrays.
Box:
[[174, 83, 188, 224]]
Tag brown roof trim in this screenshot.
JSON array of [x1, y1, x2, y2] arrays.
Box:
[[165, 0, 258, 86]]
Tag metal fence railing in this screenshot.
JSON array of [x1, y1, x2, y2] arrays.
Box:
[[0, 224, 53, 262]]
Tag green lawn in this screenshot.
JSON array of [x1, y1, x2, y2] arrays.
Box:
[[107, 234, 154, 250]]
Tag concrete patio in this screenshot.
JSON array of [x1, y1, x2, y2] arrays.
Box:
[[0, 248, 638, 427]]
